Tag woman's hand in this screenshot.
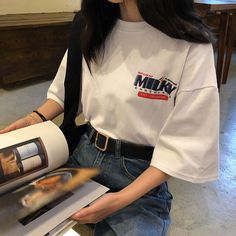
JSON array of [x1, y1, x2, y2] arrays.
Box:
[[71, 167, 169, 224], [0, 114, 40, 134], [0, 99, 63, 134], [71, 192, 128, 224]]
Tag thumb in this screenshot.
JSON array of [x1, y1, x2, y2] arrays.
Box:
[[71, 207, 92, 219]]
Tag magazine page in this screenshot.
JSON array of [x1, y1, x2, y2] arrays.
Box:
[[0, 180, 109, 236], [0, 121, 69, 195], [0, 167, 100, 227]]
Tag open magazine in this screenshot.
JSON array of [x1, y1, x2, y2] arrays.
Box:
[[0, 121, 109, 236]]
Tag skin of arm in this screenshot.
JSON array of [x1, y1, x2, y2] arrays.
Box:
[[71, 166, 170, 224], [34, 99, 64, 121], [0, 99, 63, 133]]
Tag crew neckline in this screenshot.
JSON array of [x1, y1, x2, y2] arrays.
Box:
[[115, 19, 151, 32]]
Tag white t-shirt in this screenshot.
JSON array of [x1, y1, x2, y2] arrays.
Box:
[[48, 20, 219, 183]]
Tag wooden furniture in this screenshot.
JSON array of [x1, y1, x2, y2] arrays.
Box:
[[195, 0, 236, 90], [0, 12, 75, 85]]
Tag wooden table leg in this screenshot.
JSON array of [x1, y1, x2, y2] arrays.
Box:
[[222, 13, 236, 84], [216, 12, 229, 90]]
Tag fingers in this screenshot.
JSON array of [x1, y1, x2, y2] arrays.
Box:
[[69, 193, 119, 224], [70, 207, 102, 224], [0, 125, 16, 134], [71, 207, 92, 220], [0, 117, 31, 134]]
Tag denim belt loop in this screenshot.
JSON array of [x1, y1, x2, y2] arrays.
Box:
[[88, 127, 96, 142], [115, 139, 122, 157]]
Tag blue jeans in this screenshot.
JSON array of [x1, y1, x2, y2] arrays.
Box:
[[68, 133, 172, 236]]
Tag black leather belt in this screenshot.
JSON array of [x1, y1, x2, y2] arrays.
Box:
[[87, 124, 154, 161]]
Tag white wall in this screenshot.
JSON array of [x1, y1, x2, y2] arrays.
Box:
[[0, 0, 81, 15]]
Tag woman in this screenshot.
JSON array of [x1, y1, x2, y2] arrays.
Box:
[[0, 0, 219, 235]]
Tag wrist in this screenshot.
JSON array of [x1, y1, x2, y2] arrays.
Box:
[[26, 113, 42, 125], [116, 190, 134, 207], [33, 110, 47, 122]]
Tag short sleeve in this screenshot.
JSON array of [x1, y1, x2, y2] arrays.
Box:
[[178, 43, 217, 90], [47, 50, 68, 108], [150, 43, 219, 183]]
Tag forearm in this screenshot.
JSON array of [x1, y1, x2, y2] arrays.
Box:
[[0, 99, 64, 134], [71, 166, 170, 223], [30, 99, 64, 122], [118, 166, 170, 205]]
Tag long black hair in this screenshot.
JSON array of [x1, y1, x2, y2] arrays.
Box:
[[80, 0, 214, 69]]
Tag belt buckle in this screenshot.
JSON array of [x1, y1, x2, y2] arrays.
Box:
[[95, 132, 109, 151]]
